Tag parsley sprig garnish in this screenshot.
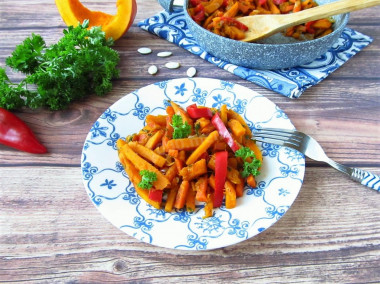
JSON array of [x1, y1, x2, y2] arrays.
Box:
[[171, 114, 191, 139], [235, 146, 261, 177], [0, 20, 120, 110], [138, 170, 157, 189]]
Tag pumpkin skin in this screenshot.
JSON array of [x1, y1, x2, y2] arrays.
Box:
[[55, 0, 137, 41]]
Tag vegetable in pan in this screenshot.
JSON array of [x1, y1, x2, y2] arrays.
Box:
[[188, 0, 334, 41]]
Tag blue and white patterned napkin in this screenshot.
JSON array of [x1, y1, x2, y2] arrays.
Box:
[[138, 10, 372, 98]]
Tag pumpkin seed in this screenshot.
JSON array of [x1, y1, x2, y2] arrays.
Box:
[[137, 47, 152, 55], [165, 62, 180, 69], [157, 51, 172, 58], [148, 65, 158, 75], [186, 67, 197, 78]]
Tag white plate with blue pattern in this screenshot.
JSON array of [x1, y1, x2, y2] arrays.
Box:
[[81, 78, 305, 250]]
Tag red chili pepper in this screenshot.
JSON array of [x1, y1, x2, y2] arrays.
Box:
[[0, 108, 47, 154], [190, 0, 201, 6], [192, 4, 205, 22], [213, 151, 228, 208], [305, 21, 317, 34], [186, 104, 213, 119], [222, 0, 229, 7], [148, 188, 163, 202], [220, 17, 249, 31], [211, 113, 240, 152]]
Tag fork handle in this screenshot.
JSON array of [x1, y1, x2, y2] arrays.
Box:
[[351, 168, 380, 192], [326, 158, 379, 191]]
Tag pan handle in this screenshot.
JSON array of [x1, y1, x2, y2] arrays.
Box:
[[158, 0, 184, 12]]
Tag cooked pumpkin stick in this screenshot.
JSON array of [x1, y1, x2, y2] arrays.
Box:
[[225, 180, 236, 209], [208, 174, 215, 190], [145, 114, 167, 128], [165, 164, 178, 182], [180, 158, 207, 181], [220, 104, 228, 124], [166, 136, 207, 151], [312, 19, 332, 29], [223, 1, 239, 17], [175, 150, 186, 173], [119, 144, 170, 189], [195, 176, 208, 202], [165, 179, 179, 212], [118, 151, 161, 209], [186, 182, 196, 212], [227, 109, 252, 137], [128, 141, 166, 168], [186, 130, 219, 165], [235, 178, 245, 197], [228, 119, 246, 138], [145, 129, 164, 150], [116, 138, 127, 150], [247, 175, 257, 188], [174, 180, 190, 209], [203, 193, 214, 218]]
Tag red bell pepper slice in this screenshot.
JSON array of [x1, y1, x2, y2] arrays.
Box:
[[190, 0, 201, 6], [0, 107, 47, 154], [148, 188, 163, 203], [273, 0, 286, 4], [258, 0, 267, 5], [211, 113, 240, 152], [213, 151, 228, 208], [192, 4, 205, 22], [306, 21, 317, 34], [220, 17, 248, 31], [186, 104, 213, 119]]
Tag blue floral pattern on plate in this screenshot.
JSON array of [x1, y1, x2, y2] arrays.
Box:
[[81, 78, 305, 250], [138, 10, 372, 99]]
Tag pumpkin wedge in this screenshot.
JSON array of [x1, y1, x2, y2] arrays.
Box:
[[55, 0, 137, 41]]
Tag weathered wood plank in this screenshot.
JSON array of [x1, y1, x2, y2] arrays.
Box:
[[0, 167, 379, 283]]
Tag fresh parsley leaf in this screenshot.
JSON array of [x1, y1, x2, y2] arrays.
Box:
[[0, 20, 120, 110], [235, 146, 261, 178], [138, 170, 157, 189], [6, 33, 46, 74], [172, 114, 191, 139], [0, 67, 33, 110], [235, 147, 255, 161]]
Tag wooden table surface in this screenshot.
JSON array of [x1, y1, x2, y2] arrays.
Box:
[[1, 0, 379, 283]]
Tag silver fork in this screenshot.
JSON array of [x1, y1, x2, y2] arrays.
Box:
[[253, 128, 380, 192]]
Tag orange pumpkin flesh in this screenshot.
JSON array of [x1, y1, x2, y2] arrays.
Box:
[[55, 0, 137, 41]]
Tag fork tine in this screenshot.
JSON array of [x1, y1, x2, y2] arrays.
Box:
[[253, 128, 302, 148], [255, 128, 303, 139], [254, 138, 298, 149]]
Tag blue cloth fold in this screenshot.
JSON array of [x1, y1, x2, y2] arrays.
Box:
[[138, 10, 372, 98]]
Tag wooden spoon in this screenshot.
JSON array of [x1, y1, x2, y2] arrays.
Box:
[[237, 0, 380, 42]]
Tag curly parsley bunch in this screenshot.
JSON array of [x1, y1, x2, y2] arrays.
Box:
[[0, 20, 120, 110]]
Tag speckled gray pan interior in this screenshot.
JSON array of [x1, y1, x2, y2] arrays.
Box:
[[158, 0, 349, 70]]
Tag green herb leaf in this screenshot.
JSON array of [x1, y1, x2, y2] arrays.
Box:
[[138, 170, 157, 189], [172, 114, 191, 139], [0, 20, 120, 111], [235, 146, 261, 178]]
